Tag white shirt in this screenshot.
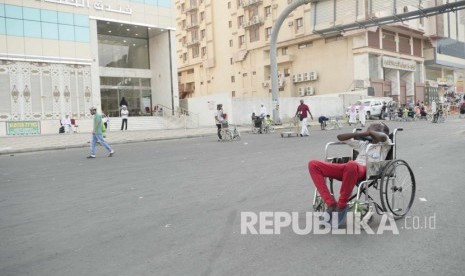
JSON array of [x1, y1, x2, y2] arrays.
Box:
[[61, 117, 71, 126], [343, 138, 392, 166], [215, 110, 223, 123], [259, 106, 267, 117], [121, 109, 129, 119]]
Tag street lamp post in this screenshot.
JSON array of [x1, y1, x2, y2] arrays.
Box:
[[270, 0, 313, 124]]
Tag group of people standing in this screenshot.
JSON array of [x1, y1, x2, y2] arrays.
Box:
[[347, 103, 368, 127]]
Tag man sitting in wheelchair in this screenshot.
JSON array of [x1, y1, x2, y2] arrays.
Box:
[[308, 123, 391, 228]]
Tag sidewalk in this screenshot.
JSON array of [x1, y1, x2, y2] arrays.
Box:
[[0, 127, 226, 155], [0, 120, 328, 155]]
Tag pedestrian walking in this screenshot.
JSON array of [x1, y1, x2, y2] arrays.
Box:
[[87, 107, 114, 159], [295, 99, 313, 136]]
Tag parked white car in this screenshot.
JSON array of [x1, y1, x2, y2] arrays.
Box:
[[346, 98, 390, 119]]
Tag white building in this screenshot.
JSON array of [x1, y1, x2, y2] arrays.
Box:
[[0, 0, 178, 135]]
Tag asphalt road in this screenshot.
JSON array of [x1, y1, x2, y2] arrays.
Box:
[[1, 119, 465, 276]]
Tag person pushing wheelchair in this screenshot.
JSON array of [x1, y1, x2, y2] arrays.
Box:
[[308, 123, 391, 228]]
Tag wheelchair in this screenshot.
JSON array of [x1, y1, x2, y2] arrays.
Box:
[[220, 120, 241, 142], [312, 128, 416, 220]]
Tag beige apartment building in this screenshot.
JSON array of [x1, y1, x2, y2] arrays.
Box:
[[176, 0, 465, 108]]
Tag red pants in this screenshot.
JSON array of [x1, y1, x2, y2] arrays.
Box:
[[308, 160, 367, 209]]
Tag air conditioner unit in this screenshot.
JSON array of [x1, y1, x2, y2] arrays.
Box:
[[303, 72, 309, 81], [262, 81, 269, 87], [293, 75, 298, 83], [305, 86, 315, 96], [288, 21, 293, 27], [310, 72, 318, 81], [278, 79, 284, 87], [297, 73, 302, 82], [298, 87, 305, 97]]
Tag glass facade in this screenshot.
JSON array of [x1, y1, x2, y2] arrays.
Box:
[[98, 35, 150, 68], [0, 4, 90, 42], [129, 0, 172, 8], [97, 21, 150, 69], [100, 77, 152, 117]]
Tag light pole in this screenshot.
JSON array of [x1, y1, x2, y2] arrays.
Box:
[[270, 0, 314, 124]]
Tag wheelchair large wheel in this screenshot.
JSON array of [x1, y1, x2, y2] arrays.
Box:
[[379, 160, 416, 219], [233, 129, 241, 141]]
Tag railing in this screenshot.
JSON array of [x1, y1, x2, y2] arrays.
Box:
[[242, 16, 264, 28], [154, 104, 200, 129], [186, 40, 200, 47], [185, 23, 199, 30], [241, 0, 262, 8]]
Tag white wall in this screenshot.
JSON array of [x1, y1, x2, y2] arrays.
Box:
[[149, 31, 179, 110], [185, 93, 371, 126]]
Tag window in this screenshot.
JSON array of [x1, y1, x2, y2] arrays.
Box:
[[6, 18, 23, 36], [249, 7, 258, 17], [231, 76, 235, 83], [24, 21, 41, 38], [59, 24, 75, 41], [265, 6, 271, 17], [296, 18, 303, 31], [281, 47, 288, 55], [298, 42, 312, 48], [200, 29, 205, 39], [238, 16, 244, 28], [100, 77, 152, 117], [229, 21, 232, 28], [192, 45, 200, 58], [200, 12, 205, 21], [265, 27, 271, 40], [249, 27, 259, 42], [201, 46, 207, 57], [229, 39, 233, 47], [232, 91, 236, 97], [239, 35, 245, 47], [191, 29, 198, 41], [228, 2, 231, 9], [284, 68, 291, 77], [190, 13, 198, 25], [1, 4, 89, 42], [183, 53, 187, 62], [97, 21, 150, 69]]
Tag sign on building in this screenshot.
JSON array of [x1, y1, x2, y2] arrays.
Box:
[[7, 121, 41, 135]]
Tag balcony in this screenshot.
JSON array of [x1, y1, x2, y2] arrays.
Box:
[[185, 23, 199, 30], [186, 40, 200, 47], [240, 0, 262, 9], [263, 54, 295, 66], [242, 16, 264, 29], [184, 5, 198, 13]]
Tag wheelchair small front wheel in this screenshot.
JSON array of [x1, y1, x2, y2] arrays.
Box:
[[313, 196, 326, 213], [379, 160, 416, 219]]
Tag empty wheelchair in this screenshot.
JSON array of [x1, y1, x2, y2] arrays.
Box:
[[312, 128, 416, 220], [220, 120, 241, 142]]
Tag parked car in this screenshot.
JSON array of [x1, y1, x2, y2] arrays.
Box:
[[346, 98, 390, 119]]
